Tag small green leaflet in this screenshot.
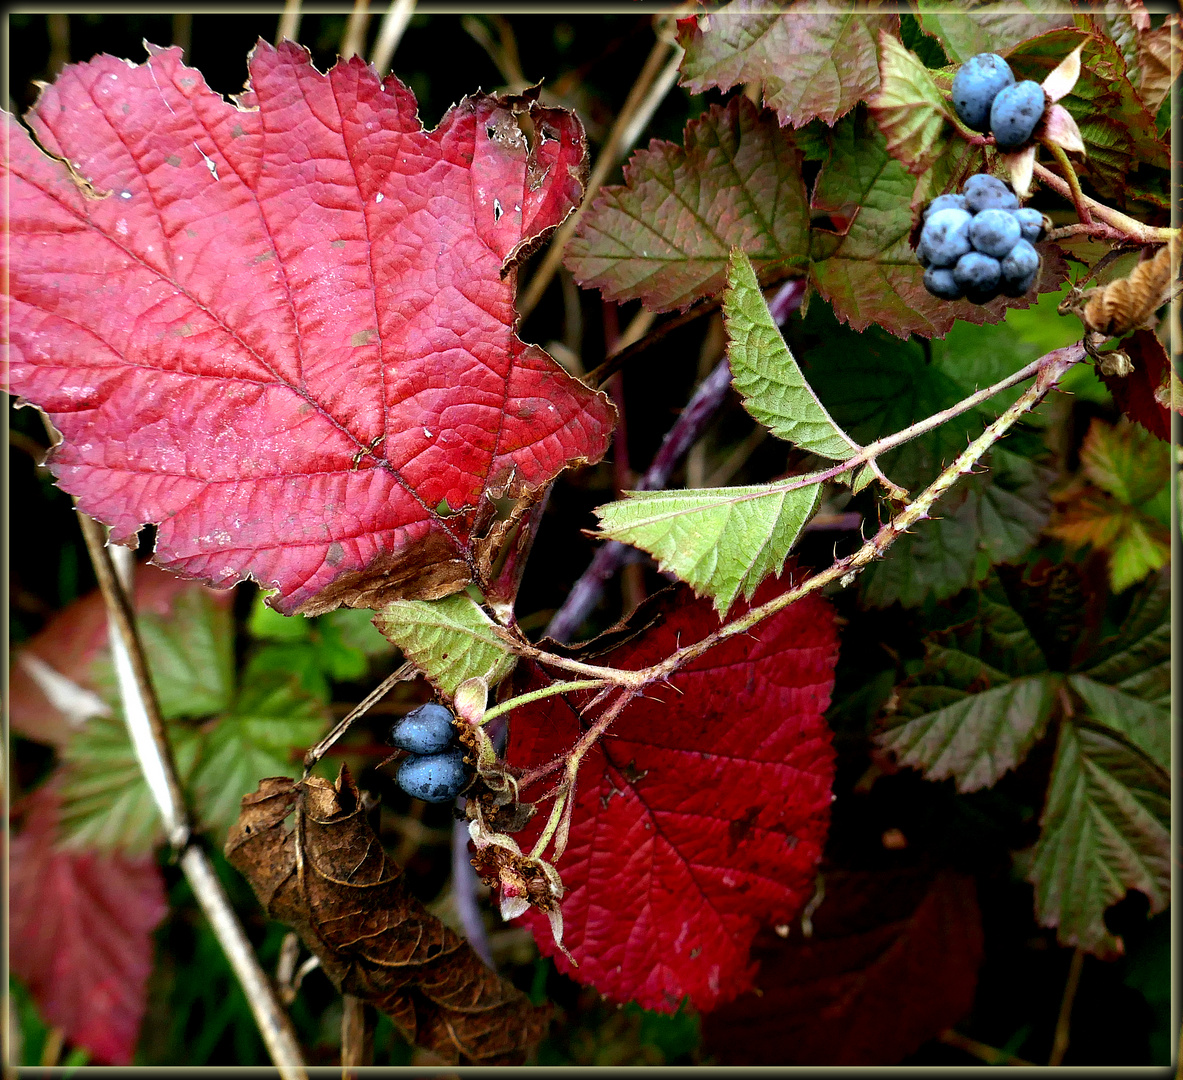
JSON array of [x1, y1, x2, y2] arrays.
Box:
[[1023, 722, 1169, 957], [595, 480, 823, 615], [373, 592, 518, 696], [868, 31, 954, 177], [724, 248, 858, 462]]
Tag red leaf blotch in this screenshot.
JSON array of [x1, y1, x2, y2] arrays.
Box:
[[10, 786, 168, 1064], [3, 42, 614, 613], [506, 575, 838, 1012]]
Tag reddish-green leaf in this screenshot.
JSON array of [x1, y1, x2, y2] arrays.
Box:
[[917, 2, 1073, 64], [701, 867, 983, 1064], [10, 786, 168, 1064], [808, 109, 1067, 338], [506, 576, 838, 1012], [3, 42, 614, 615], [676, 1, 899, 128], [564, 97, 809, 312], [1097, 330, 1177, 441]]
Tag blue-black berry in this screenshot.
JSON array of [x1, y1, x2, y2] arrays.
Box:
[[397, 746, 472, 803], [923, 193, 968, 220], [954, 251, 1003, 304], [963, 173, 1019, 213], [924, 266, 963, 300], [919, 207, 973, 268], [1011, 207, 1046, 244], [388, 702, 458, 756], [969, 207, 1022, 258], [990, 81, 1046, 150], [1000, 239, 1040, 296], [951, 53, 1015, 132]]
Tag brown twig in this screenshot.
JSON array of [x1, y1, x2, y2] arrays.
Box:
[[938, 1028, 1035, 1067], [277, 0, 301, 44], [340, 0, 371, 59], [341, 995, 373, 1072], [1049, 947, 1085, 1066], [304, 661, 418, 772], [370, 0, 415, 76], [1032, 161, 1176, 244]]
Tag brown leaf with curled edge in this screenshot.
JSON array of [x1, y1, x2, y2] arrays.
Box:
[[224, 768, 549, 1065]]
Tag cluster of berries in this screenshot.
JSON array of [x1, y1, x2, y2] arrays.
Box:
[[951, 52, 1046, 150], [918, 174, 1045, 303], [388, 702, 473, 803]]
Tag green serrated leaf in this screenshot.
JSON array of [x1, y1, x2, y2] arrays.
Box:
[[1067, 675, 1169, 771], [248, 594, 311, 643], [373, 593, 517, 696], [190, 672, 328, 837], [1107, 518, 1171, 594], [1025, 722, 1170, 956], [57, 712, 203, 856], [1083, 569, 1169, 699], [93, 588, 235, 721], [879, 672, 1057, 793], [595, 479, 823, 614], [868, 32, 954, 176], [724, 248, 857, 460]]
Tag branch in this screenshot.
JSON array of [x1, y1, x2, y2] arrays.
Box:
[[1032, 161, 1176, 244], [75, 513, 308, 1077], [517, 343, 1085, 690]]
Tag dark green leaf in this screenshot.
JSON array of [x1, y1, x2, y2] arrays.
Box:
[[1024, 722, 1169, 956], [916, 1, 1073, 64]]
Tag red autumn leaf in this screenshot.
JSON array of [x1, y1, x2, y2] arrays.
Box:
[[10, 784, 168, 1064], [2, 41, 614, 615], [701, 866, 984, 1064], [10, 564, 231, 747], [1098, 330, 1177, 442], [505, 575, 838, 1013]]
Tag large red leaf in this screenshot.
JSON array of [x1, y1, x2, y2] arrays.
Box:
[[701, 866, 984, 1064], [10, 785, 168, 1064], [1098, 330, 1177, 442], [2, 41, 614, 614], [505, 576, 838, 1013]]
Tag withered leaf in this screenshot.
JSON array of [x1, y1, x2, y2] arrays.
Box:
[[224, 768, 549, 1064]]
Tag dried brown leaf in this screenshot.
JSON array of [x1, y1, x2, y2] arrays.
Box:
[[224, 768, 549, 1065]]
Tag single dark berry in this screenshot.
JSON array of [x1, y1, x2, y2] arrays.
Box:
[[999, 238, 1040, 296], [990, 80, 1046, 150], [969, 207, 1022, 258], [923, 193, 968, 220], [951, 53, 1015, 132], [924, 265, 964, 300], [953, 251, 1002, 304], [963, 173, 1018, 213], [919, 207, 973, 268], [388, 702, 458, 756], [397, 746, 472, 803], [1011, 207, 1046, 244]]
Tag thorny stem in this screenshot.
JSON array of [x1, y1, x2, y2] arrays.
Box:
[[1046, 141, 1092, 225], [75, 513, 307, 1077], [516, 344, 1084, 694]]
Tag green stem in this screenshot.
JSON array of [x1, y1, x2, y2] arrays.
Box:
[[481, 679, 608, 724], [1046, 141, 1091, 225]]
